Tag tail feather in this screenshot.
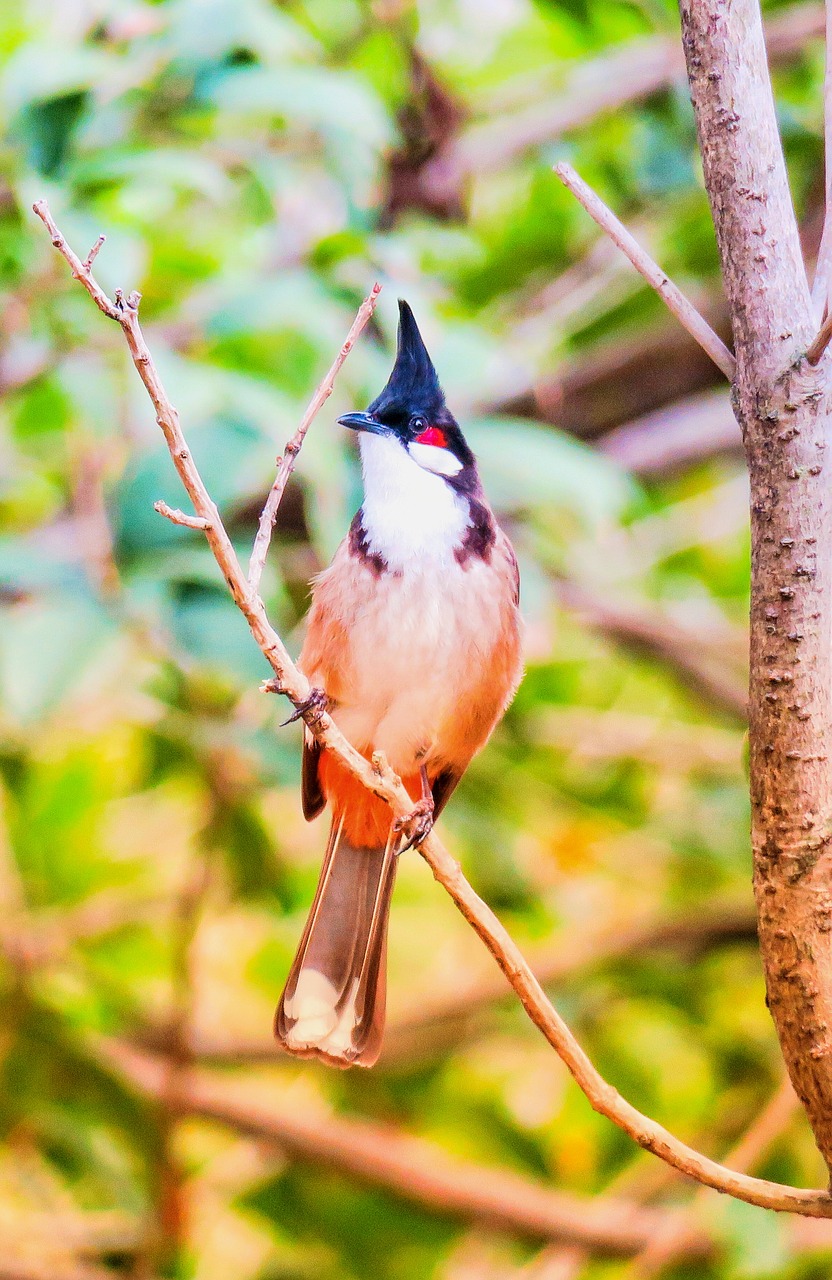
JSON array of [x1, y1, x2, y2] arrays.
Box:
[[275, 813, 398, 1067]]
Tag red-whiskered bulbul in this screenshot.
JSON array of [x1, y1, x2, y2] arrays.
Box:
[[275, 300, 523, 1068]]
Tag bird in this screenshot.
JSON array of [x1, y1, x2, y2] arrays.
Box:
[[274, 299, 523, 1068]]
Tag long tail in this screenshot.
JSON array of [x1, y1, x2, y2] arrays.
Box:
[[274, 813, 398, 1068]]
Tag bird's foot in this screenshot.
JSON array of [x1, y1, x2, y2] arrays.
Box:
[[394, 798, 435, 853], [280, 686, 330, 728]]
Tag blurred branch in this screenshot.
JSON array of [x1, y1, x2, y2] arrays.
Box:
[[556, 580, 747, 721], [553, 164, 736, 381], [247, 281, 381, 593], [35, 200, 832, 1217], [420, 2, 824, 198], [69, 441, 121, 600], [0, 889, 167, 973], [531, 707, 743, 772], [102, 1039, 700, 1256], [131, 898, 756, 1066], [149, 855, 213, 1271], [0, 1266, 117, 1280], [598, 390, 741, 474]]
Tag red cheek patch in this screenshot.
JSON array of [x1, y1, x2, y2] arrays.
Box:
[[414, 426, 448, 448]]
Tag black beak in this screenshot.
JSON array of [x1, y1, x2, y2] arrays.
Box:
[[337, 411, 388, 436]]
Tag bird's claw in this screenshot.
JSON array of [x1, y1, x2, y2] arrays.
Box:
[[281, 686, 329, 727], [394, 798, 435, 853]]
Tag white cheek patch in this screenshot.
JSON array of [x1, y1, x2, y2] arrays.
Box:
[[407, 441, 464, 477]]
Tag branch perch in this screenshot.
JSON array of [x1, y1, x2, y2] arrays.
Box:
[[34, 199, 832, 1216], [553, 163, 736, 382]]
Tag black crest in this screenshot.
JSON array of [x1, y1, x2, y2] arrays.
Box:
[[368, 300, 446, 424]]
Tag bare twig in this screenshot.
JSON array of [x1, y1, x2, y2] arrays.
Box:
[[153, 499, 211, 530], [35, 200, 832, 1217], [553, 164, 736, 382], [811, 0, 832, 324], [623, 1079, 800, 1279], [83, 235, 106, 273], [33, 204, 119, 319], [247, 281, 382, 592], [805, 308, 832, 364]]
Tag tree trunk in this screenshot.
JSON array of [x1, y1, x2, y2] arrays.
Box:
[[679, 0, 832, 1173]]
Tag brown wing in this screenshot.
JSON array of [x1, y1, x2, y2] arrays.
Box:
[[431, 767, 462, 819], [301, 733, 325, 821]]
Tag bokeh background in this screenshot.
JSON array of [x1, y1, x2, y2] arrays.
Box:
[[2, 0, 831, 1276]]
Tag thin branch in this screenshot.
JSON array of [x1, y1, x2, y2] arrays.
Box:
[[33, 203, 119, 319], [553, 163, 737, 382], [421, 3, 824, 200], [153, 499, 211, 530], [102, 1040, 701, 1256], [83, 235, 106, 273], [247, 281, 382, 593], [35, 201, 832, 1217], [811, 0, 832, 324], [623, 1078, 800, 1279], [805, 307, 832, 364]]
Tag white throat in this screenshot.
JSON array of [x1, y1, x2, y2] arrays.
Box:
[[359, 432, 470, 570]]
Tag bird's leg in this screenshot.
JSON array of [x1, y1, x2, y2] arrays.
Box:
[[279, 686, 330, 728], [394, 765, 435, 853]]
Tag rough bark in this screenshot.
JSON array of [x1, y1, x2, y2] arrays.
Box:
[[680, 0, 832, 1173]]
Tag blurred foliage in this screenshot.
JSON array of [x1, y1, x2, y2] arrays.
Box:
[[0, 0, 830, 1277]]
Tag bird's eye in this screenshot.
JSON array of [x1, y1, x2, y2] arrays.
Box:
[[410, 416, 426, 433]]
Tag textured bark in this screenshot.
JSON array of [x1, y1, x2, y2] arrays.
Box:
[[680, 0, 832, 1172]]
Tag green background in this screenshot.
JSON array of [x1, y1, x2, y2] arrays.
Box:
[[0, 0, 827, 1276]]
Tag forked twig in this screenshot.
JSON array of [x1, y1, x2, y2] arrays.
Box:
[[248, 281, 381, 593], [554, 163, 737, 382], [34, 199, 832, 1217]]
